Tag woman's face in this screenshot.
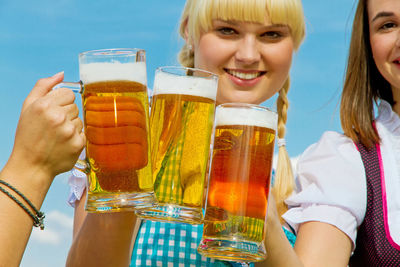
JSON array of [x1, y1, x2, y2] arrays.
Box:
[[193, 17, 294, 105], [368, 0, 400, 99]]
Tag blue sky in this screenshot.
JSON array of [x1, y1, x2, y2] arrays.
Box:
[[0, 1, 356, 266]]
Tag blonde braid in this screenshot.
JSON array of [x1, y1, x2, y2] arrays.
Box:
[[272, 78, 295, 223], [178, 43, 195, 68]]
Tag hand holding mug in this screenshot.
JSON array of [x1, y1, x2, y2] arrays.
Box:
[[11, 72, 85, 178]]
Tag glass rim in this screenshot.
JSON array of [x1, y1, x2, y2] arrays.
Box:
[[217, 102, 277, 114], [79, 48, 145, 58], [156, 66, 218, 80]]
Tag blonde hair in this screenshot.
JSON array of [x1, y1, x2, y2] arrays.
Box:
[[178, 0, 306, 219], [341, 0, 394, 148]]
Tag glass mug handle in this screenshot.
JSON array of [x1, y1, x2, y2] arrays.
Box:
[[53, 81, 89, 174], [74, 155, 90, 174], [53, 81, 83, 94]]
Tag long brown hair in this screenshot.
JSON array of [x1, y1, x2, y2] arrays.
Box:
[[340, 0, 394, 148]]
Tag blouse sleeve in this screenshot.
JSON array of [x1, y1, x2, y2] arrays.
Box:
[[67, 150, 87, 208], [282, 131, 367, 247]]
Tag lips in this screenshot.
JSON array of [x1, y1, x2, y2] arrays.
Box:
[[392, 56, 400, 64], [224, 69, 266, 80]]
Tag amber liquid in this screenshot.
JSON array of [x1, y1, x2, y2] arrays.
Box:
[[149, 94, 215, 207], [83, 80, 153, 194], [203, 125, 275, 243]]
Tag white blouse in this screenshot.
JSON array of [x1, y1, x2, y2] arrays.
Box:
[[283, 100, 400, 249], [68, 150, 87, 207]]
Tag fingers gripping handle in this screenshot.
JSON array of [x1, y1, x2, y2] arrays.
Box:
[[53, 81, 89, 173]]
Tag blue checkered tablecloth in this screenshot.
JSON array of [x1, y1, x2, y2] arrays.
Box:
[[130, 220, 255, 266]]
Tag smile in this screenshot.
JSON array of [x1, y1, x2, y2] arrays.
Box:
[[225, 69, 266, 80]]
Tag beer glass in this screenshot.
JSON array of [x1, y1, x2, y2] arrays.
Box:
[[57, 48, 156, 213], [197, 103, 277, 262], [135, 66, 218, 224]]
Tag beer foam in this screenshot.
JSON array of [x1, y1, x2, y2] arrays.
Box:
[[80, 62, 147, 85], [153, 70, 217, 101], [215, 106, 277, 130]]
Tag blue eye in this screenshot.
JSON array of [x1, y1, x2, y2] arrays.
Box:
[[217, 27, 237, 35], [261, 31, 283, 39]]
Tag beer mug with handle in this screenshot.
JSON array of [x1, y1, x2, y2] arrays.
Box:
[[56, 48, 157, 213], [198, 103, 277, 262], [135, 66, 218, 224]]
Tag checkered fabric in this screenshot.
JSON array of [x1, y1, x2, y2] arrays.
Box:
[[153, 101, 194, 205], [154, 132, 185, 204], [130, 163, 297, 266], [131, 220, 250, 266], [282, 227, 296, 247]]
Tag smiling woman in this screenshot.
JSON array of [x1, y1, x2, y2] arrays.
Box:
[[178, 0, 305, 222], [259, 0, 400, 266], [66, 0, 305, 266], [193, 19, 293, 105], [368, 0, 400, 115]]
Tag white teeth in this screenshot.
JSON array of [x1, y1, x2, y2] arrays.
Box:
[[226, 70, 262, 80]]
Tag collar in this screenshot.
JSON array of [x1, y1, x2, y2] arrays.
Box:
[[377, 100, 400, 136]]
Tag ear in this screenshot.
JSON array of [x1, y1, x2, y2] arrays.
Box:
[[182, 18, 194, 51], [182, 18, 189, 42]]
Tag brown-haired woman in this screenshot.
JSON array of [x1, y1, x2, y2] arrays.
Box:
[[262, 0, 400, 266]]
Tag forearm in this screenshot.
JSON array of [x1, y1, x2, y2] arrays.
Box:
[[256, 217, 353, 267], [66, 212, 137, 267], [255, 218, 303, 267], [254, 193, 303, 267], [0, 160, 53, 266]]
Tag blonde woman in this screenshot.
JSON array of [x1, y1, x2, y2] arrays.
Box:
[[67, 0, 305, 266]]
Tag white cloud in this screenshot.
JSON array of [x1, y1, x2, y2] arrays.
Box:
[[30, 210, 73, 245], [46, 210, 74, 230], [31, 228, 60, 245], [273, 154, 300, 174]]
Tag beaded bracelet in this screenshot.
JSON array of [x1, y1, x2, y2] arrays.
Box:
[[0, 180, 45, 230]]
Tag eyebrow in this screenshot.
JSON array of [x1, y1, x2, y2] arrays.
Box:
[[269, 24, 289, 29], [371, 11, 395, 23], [214, 20, 288, 29]]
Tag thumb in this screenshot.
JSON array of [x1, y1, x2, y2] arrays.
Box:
[[23, 71, 65, 110]]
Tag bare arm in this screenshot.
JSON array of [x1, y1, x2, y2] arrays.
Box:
[[0, 73, 85, 266], [255, 197, 353, 267], [254, 195, 304, 267], [67, 190, 138, 267], [294, 221, 352, 267]]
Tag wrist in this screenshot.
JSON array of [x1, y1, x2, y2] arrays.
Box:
[[0, 156, 54, 208]]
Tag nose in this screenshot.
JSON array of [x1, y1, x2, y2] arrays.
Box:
[[235, 35, 261, 65]]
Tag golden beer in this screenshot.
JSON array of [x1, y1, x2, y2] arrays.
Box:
[[198, 104, 277, 262], [78, 50, 156, 213], [136, 67, 218, 224], [83, 81, 153, 197]]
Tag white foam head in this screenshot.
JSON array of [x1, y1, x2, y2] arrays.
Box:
[[215, 105, 277, 130], [80, 62, 147, 85], [153, 70, 217, 101]]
